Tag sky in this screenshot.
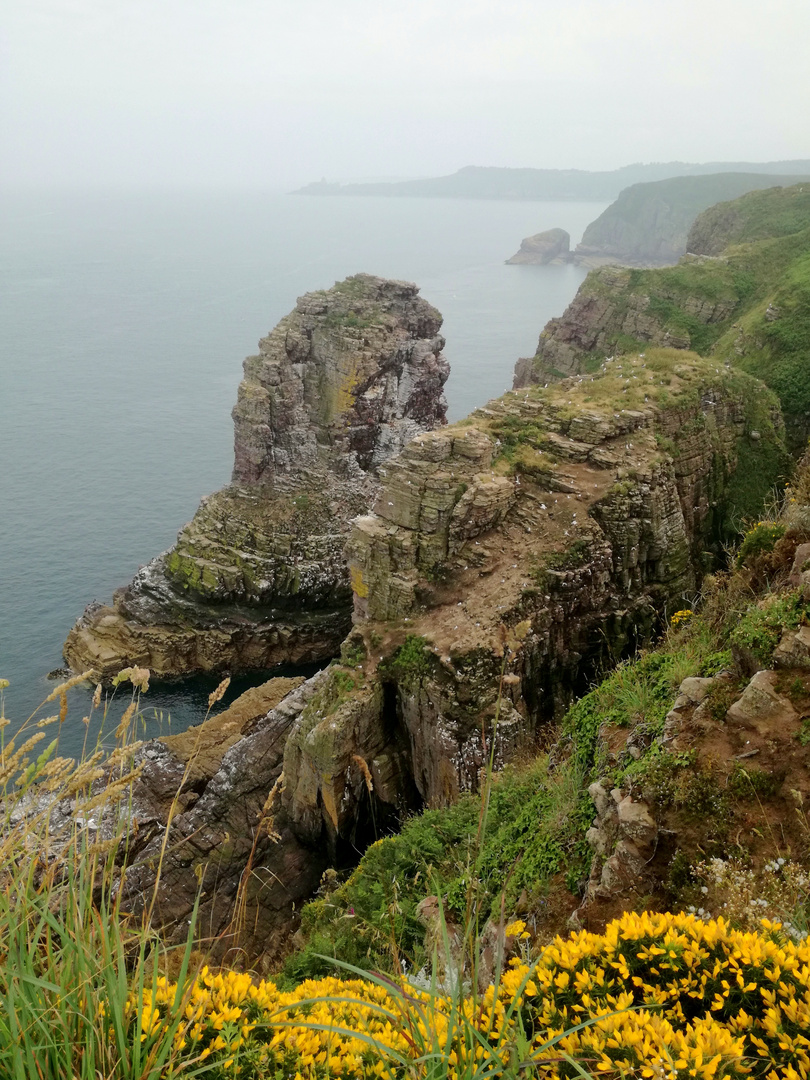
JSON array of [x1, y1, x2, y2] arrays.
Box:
[[2, 0, 809, 188]]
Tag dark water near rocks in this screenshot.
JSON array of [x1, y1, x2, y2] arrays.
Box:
[[0, 189, 606, 757]]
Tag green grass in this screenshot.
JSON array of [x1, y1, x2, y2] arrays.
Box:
[[0, 674, 217, 1080], [282, 755, 592, 983], [535, 185, 810, 453]]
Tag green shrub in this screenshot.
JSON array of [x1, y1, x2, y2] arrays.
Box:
[[379, 634, 433, 682], [736, 520, 786, 566], [730, 588, 810, 666]]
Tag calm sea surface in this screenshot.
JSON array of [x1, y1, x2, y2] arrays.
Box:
[[0, 189, 606, 756]]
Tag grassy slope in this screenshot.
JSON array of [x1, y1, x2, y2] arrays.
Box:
[[578, 173, 810, 264], [285, 460, 810, 984], [551, 185, 810, 451]]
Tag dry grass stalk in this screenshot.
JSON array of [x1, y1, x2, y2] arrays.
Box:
[[114, 699, 138, 740], [208, 675, 231, 708], [259, 771, 285, 841], [353, 754, 374, 794], [44, 671, 95, 703]]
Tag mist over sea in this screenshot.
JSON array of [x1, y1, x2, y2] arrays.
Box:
[[0, 189, 606, 755]]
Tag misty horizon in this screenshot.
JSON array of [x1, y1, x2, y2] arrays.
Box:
[[2, 0, 807, 190]]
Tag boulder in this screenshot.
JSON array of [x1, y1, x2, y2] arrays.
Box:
[[726, 670, 798, 735]]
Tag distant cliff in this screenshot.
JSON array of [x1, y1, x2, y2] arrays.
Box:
[[574, 173, 810, 266], [64, 275, 450, 680], [294, 161, 810, 202], [516, 183, 810, 452]]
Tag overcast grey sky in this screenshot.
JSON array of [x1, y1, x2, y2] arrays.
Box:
[[2, 0, 808, 188]]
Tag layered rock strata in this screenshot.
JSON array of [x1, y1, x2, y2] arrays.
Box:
[[64, 275, 449, 680], [58, 350, 786, 963], [513, 263, 737, 386], [44, 675, 330, 970], [281, 350, 786, 851]]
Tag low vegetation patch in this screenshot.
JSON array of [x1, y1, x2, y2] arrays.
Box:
[[284, 756, 591, 983], [142, 912, 810, 1078]]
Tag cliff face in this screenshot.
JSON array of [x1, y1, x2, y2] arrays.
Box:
[[281, 350, 785, 853], [74, 345, 785, 965], [515, 184, 810, 454], [291, 473, 810, 969], [574, 173, 808, 267], [64, 275, 449, 679], [514, 262, 739, 385]]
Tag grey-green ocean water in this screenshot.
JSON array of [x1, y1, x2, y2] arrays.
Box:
[[0, 189, 605, 756]]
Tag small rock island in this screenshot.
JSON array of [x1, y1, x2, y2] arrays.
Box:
[[505, 227, 570, 264]]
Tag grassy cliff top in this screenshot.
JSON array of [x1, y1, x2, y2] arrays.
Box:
[[688, 182, 810, 254], [578, 172, 810, 265], [465, 347, 775, 434], [532, 183, 810, 451]]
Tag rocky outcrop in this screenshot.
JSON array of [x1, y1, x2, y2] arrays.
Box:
[[281, 350, 786, 850], [64, 275, 449, 680], [574, 634, 810, 930], [513, 184, 810, 453], [513, 264, 738, 386], [506, 229, 570, 265]]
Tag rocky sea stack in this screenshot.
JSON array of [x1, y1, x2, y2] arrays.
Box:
[[64, 274, 450, 679], [505, 228, 570, 265]]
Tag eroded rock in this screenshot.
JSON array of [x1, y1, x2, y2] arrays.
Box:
[[285, 351, 782, 844], [64, 275, 450, 680], [506, 228, 570, 265], [726, 670, 799, 735]]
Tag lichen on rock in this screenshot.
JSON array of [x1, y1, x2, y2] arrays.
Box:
[[64, 275, 449, 680], [281, 348, 787, 850]]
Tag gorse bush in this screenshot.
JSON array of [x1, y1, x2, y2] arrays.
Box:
[[138, 911, 810, 1078], [735, 521, 787, 567]]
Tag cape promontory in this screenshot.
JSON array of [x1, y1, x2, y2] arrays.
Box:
[[573, 172, 810, 267], [514, 182, 810, 453], [63, 274, 450, 679]]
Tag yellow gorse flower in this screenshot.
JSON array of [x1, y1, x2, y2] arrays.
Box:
[[128, 912, 810, 1078], [670, 609, 694, 626]]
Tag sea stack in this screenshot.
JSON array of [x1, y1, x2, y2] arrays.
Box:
[[64, 274, 450, 679], [506, 228, 570, 265]]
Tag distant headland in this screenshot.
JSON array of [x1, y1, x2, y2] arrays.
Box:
[[293, 161, 810, 202]]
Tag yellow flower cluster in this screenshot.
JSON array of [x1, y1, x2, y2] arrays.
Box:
[[670, 609, 694, 626], [131, 912, 810, 1078], [524, 910, 810, 1077]]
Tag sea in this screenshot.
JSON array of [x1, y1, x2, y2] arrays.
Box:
[[0, 189, 607, 757]]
